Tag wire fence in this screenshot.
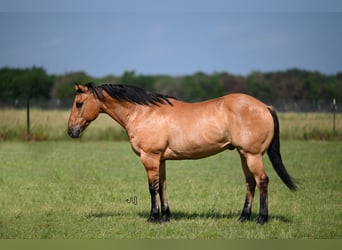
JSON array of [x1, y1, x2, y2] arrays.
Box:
[[0, 97, 340, 141]]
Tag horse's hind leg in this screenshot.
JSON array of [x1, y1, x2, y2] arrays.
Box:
[[239, 153, 269, 224], [257, 174, 269, 224], [248, 154, 269, 224], [238, 153, 256, 222]]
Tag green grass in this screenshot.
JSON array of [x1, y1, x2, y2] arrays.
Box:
[[278, 112, 342, 140], [0, 109, 127, 141], [0, 140, 341, 239]]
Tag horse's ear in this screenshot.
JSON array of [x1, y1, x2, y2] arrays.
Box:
[[74, 84, 88, 93]]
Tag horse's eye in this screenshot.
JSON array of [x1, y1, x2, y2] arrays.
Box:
[[76, 102, 83, 108]]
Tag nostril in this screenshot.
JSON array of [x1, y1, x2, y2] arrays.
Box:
[[68, 126, 81, 138], [67, 128, 73, 137]]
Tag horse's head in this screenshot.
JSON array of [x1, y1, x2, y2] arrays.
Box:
[[67, 84, 102, 138]]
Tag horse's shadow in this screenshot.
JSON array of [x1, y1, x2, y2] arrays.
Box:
[[166, 211, 239, 221], [137, 211, 292, 223], [86, 210, 292, 223], [85, 211, 127, 219]]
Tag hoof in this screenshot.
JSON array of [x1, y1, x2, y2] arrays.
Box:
[[147, 215, 171, 223], [147, 216, 160, 223], [238, 212, 251, 223], [256, 215, 268, 225], [160, 208, 171, 223], [160, 215, 171, 223]]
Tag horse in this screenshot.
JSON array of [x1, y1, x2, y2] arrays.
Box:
[[67, 83, 297, 224]]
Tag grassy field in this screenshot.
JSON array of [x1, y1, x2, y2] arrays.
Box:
[[0, 109, 126, 141], [0, 109, 341, 141], [0, 140, 341, 239]]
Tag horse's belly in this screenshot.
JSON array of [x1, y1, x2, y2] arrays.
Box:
[[163, 121, 232, 160], [163, 136, 231, 160]]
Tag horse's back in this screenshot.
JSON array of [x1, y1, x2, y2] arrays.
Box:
[[160, 93, 273, 159]]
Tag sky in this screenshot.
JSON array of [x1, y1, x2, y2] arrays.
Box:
[[0, 1, 342, 77]]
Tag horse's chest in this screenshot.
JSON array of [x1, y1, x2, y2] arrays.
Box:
[[127, 128, 168, 156]]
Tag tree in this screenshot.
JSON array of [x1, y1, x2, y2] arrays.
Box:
[[179, 72, 223, 101], [0, 67, 53, 99], [52, 71, 94, 99], [120, 70, 156, 91], [246, 71, 272, 102], [221, 73, 247, 94]]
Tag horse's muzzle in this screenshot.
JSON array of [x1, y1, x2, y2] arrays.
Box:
[[68, 126, 82, 138]]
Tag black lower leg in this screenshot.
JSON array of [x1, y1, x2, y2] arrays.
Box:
[[238, 178, 255, 223], [161, 205, 171, 222], [159, 185, 171, 222], [158, 162, 171, 222], [147, 182, 160, 222], [238, 196, 252, 222], [257, 197, 268, 225], [159, 186, 171, 222], [257, 176, 269, 225]]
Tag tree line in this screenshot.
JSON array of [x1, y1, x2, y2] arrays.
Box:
[[0, 66, 341, 111]]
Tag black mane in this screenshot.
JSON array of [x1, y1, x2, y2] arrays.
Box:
[[86, 83, 175, 106]]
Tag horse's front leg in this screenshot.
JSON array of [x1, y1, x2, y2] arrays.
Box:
[[159, 160, 171, 222], [141, 153, 161, 222]]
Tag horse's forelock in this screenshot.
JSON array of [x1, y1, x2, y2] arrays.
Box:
[[86, 82, 104, 100]]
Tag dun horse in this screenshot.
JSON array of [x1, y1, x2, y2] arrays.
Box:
[[68, 83, 297, 224]]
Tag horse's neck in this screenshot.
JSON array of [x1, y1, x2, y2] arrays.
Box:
[[101, 98, 137, 129]]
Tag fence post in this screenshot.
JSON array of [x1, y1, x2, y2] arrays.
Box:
[[332, 98, 337, 136], [26, 97, 31, 141]]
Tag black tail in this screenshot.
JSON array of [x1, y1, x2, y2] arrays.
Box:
[[267, 107, 297, 191]]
